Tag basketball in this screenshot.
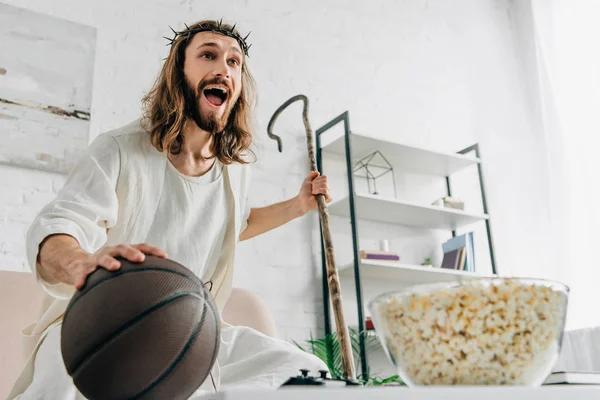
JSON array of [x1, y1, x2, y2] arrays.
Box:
[[60, 255, 220, 400]]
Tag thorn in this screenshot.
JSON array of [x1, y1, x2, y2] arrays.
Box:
[[243, 32, 251, 41], [230, 23, 236, 32], [218, 18, 223, 29], [184, 23, 190, 30], [169, 26, 177, 35]]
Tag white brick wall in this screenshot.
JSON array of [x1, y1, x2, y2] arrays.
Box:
[[0, 0, 555, 344], [0, 164, 64, 271]]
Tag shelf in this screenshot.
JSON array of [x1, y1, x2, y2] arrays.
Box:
[[327, 193, 488, 230], [339, 259, 493, 284], [320, 132, 480, 177]]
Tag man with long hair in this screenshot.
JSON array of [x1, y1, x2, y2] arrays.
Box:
[[9, 20, 329, 399]]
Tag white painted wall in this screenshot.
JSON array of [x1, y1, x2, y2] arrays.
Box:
[[0, 0, 556, 344]]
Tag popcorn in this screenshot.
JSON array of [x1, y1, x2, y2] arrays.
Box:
[[370, 279, 568, 386]]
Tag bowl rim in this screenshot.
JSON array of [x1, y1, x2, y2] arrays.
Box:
[[367, 277, 569, 311]]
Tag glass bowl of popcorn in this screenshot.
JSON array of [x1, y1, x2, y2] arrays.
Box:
[[368, 278, 569, 386]]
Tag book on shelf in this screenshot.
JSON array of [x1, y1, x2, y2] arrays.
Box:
[[457, 247, 466, 271], [360, 249, 398, 256], [359, 250, 400, 261], [441, 248, 462, 270], [442, 232, 475, 271]]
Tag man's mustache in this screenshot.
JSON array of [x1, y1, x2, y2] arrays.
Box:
[[197, 78, 232, 97]]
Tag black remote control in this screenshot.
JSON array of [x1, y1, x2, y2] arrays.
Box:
[[280, 369, 362, 387]]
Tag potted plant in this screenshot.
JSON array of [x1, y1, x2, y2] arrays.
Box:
[[293, 328, 404, 386]]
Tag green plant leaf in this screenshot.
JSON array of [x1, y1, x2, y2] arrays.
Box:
[[380, 375, 402, 384], [365, 375, 405, 386], [330, 334, 343, 378], [293, 327, 404, 386], [309, 331, 318, 358], [307, 340, 329, 363], [291, 340, 305, 352]]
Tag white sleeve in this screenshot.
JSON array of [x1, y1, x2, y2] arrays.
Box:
[[240, 200, 251, 234], [26, 133, 121, 299], [239, 165, 252, 234]]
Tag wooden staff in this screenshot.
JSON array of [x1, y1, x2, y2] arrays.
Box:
[[267, 95, 355, 380]]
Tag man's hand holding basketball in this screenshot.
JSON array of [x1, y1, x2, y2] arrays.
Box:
[[37, 235, 167, 290]]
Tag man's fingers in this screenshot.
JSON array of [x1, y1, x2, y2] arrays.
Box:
[[86, 243, 166, 293], [312, 187, 333, 201], [79, 242, 162, 292], [74, 275, 86, 290], [110, 244, 145, 263], [312, 184, 329, 193], [312, 182, 328, 191], [98, 254, 122, 270], [316, 192, 333, 202], [133, 243, 168, 258], [311, 177, 328, 189], [75, 266, 96, 290], [306, 171, 319, 182]]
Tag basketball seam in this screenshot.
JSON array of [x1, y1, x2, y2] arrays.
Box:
[[189, 289, 220, 396], [131, 289, 216, 399], [63, 267, 203, 323], [70, 291, 203, 379]]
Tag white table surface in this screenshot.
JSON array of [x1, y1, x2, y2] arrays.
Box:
[[196, 386, 600, 400]]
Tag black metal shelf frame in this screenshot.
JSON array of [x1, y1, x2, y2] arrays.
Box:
[[315, 112, 497, 377]]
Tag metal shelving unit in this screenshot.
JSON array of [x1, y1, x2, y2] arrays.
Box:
[[315, 111, 497, 378]]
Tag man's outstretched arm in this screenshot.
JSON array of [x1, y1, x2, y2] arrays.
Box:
[[239, 171, 332, 241]]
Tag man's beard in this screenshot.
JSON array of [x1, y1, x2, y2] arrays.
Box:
[[183, 77, 236, 134]]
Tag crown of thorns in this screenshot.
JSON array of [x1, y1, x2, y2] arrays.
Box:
[[164, 20, 251, 56]]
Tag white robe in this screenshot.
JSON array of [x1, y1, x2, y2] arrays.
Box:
[[9, 119, 327, 399]]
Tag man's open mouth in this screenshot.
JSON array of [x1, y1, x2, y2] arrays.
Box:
[[203, 86, 228, 107]]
